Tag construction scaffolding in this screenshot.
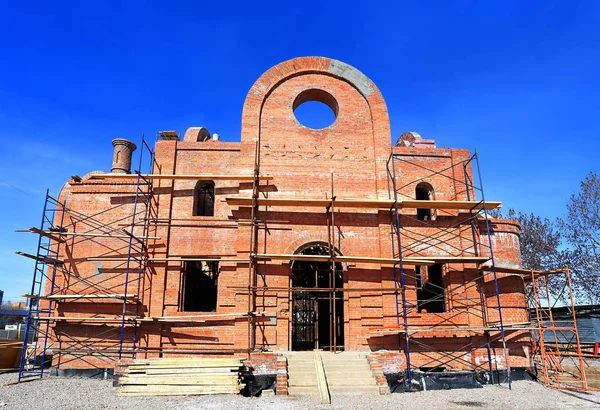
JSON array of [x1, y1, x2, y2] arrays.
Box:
[[17, 135, 157, 380], [385, 149, 512, 391], [528, 267, 588, 390], [15, 135, 591, 393]]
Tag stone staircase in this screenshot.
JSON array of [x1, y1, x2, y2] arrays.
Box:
[[286, 351, 381, 396]]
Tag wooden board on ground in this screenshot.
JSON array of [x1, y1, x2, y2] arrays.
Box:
[[117, 357, 244, 396]]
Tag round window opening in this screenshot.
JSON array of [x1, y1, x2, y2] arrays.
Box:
[[293, 89, 338, 130]]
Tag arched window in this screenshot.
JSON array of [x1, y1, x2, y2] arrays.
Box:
[[415, 182, 434, 221], [193, 181, 215, 216]]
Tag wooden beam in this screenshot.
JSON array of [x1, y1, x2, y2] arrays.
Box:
[[86, 257, 243, 262], [15, 251, 63, 266], [224, 197, 501, 210], [121, 229, 145, 245], [415, 256, 490, 264], [401, 200, 501, 211], [140, 311, 265, 322], [252, 253, 435, 266], [52, 232, 161, 240], [225, 197, 393, 208], [33, 316, 137, 322], [479, 265, 567, 277], [314, 352, 331, 404], [86, 257, 144, 262], [27, 227, 65, 243], [89, 174, 273, 181], [22, 293, 138, 301]]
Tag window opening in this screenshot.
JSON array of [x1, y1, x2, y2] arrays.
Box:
[[416, 182, 434, 221], [181, 261, 219, 312], [416, 264, 445, 313], [194, 181, 215, 216]]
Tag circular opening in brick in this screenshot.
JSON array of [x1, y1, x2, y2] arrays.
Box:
[[292, 89, 338, 130]]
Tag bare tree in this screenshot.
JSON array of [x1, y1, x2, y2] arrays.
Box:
[[558, 171, 600, 303], [489, 208, 569, 299]]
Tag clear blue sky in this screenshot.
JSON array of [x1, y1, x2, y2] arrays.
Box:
[[1, 1, 599, 302]]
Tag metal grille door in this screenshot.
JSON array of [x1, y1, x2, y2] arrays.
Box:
[[292, 292, 316, 351]]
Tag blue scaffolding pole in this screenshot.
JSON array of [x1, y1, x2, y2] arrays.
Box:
[[18, 192, 66, 381], [386, 154, 413, 391], [118, 133, 155, 359], [464, 149, 512, 389]]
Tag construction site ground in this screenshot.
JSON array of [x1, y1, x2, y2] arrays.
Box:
[[1, 373, 600, 410]]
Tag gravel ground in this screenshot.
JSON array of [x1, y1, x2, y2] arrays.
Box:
[[2, 372, 600, 410]]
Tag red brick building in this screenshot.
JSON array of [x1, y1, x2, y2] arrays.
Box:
[[26, 57, 531, 387]]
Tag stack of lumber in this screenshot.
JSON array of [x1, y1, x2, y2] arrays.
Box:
[[117, 358, 243, 396]]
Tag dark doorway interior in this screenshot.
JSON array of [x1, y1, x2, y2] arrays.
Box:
[[291, 243, 344, 351]]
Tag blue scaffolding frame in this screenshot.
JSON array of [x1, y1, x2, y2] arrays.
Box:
[[385, 148, 512, 391], [17, 135, 156, 381]]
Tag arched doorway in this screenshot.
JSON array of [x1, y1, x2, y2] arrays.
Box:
[[290, 242, 344, 351]]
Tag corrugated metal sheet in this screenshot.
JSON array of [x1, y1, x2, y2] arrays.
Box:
[[542, 318, 600, 344], [533, 305, 600, 344]]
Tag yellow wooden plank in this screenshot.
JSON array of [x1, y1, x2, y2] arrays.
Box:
[[130, 358, 242, 365], [478, 265, 567, 277], [22, 294, 137, 301], [126, 368, 238, 374], [27, 227, 65, 243], [314, 352, 330, 404], [89, 174, 272, 181], [400, 200, 501, 210], [252, 253, 435, 266], [33, 316, 137, 323], [118, 385, 240, 396], [224, 197, 501, 210], [225, 197, 393, 208], [120, 376, 238, 385]]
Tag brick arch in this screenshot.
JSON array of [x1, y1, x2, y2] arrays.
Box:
[[240, 56, 391, 155], [284, 231, 351, 256]]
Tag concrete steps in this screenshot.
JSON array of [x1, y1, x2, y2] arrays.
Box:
[[287, 352, 318, 395], [285, 351, 380, 396]]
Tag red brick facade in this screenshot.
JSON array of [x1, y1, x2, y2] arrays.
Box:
[[46, 56, 530, 374]]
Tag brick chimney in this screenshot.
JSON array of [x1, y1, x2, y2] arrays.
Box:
[[111, 138, 137, 174]]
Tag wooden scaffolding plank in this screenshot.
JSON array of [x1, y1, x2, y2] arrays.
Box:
[[126, 364, 241, 370], [15, 251, 63, 266], [89, 174, 273, 181], [479, 265, 567, 277], [87, 257, 243, 262], [33, 316, 137, 323], [400, 199, 501, 211], [126, 369, 237, 376], [118, 386, 240, 396], [139, 311, 265, 322], [416, 256, 490, 264], [52, 232, 161, 240], [119, 376, 239, 385], [128, 358, 241, 366], [225, 197, 394, 208], [225, 197, 501, 210], [22, 293, 138, 301], [251, 253, 486, 265], [27, 227, 66, 243]]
